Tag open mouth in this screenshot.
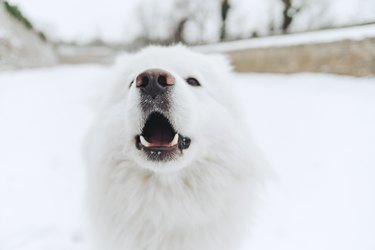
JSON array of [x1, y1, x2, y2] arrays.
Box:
[[135, 112, 191, 161]]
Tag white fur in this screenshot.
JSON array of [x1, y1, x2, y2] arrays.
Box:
[[85, 45, 264, 250]]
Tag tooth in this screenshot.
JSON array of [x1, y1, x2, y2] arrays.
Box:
[[140, 136, 151, 147], [170, 134, 179, 146]]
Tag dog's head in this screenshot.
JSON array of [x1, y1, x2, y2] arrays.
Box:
[[109, 45, 237, 172]]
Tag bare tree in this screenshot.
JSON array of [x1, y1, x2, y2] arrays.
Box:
[[134, 0, 222, 46], [135, 0, 190, 45], [281, 0, 293, 32], [281, 0, 306, 33], [171, 0, 189, 44], [220, 0, 230, 41]]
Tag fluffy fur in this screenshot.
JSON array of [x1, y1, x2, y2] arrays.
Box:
[[85, 45, 263, 250]]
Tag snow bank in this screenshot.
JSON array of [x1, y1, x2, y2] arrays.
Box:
[[194, 24, 375, 53], [0, 1, 57, 70]]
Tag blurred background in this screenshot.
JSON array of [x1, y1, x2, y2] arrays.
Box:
[[1, 0, 375, 75], [1, 1, 375, 250]]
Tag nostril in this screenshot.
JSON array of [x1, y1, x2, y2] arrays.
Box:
[[136, 74, 149, 88], [141, 76, 149, 87], [157, 75, 167, 87]]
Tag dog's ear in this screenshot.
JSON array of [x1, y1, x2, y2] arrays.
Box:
[[208, 54, 234, 73]]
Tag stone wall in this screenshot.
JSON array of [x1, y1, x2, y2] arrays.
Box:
[[0, 1, 58, 70], [228, 38, 375, 77]]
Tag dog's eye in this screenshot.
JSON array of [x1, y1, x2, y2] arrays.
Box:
[[186, 77, 201, 87], [129, 80, 134, 88]]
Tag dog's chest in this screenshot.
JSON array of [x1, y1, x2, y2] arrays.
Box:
[[106, 169, 230, 230]]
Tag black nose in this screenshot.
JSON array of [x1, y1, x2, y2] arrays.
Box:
[[136, 69, 175, 98]]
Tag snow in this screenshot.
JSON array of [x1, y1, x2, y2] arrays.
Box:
[[0, 29, 8, 39], [0, 66, 375, 249], [194, 23, 375, 53], [0, 65, 109, 250], [236, 73, 375, 250]]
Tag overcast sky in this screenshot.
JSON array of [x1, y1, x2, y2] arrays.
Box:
[[9, 0, 140, 43]]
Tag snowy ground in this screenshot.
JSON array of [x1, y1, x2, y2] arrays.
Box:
[[0, 66, 374, 250], [194, 23, 375, 53]]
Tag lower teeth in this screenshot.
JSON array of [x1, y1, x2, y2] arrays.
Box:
[[139, 133, 179, 147]]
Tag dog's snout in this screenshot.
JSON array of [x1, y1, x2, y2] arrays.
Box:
[[136, 69, 174, 98]]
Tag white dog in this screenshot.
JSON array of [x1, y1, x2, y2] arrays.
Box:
[[85, 45, 264, 250]]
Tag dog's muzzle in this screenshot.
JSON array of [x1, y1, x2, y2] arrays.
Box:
[[134, 69, 191, 162]]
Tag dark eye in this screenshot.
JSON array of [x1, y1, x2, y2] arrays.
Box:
[[186, 77, 201, 87], [129, 80, 134, 88]]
